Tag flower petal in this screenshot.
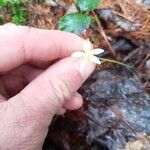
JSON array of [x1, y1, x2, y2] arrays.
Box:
[[71, 52, 85, 58], [83, 39, 93, 52], [91, 56, 101, 64], [91, 48, 105, 55]]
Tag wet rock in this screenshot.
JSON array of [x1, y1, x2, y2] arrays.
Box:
[[66, 4, 78, 14], [47, 67, 150, 150], [80, 67, 150, 149], [112, 38, 136, 53], [96, 8, 142, 32], [45, 0, 58, 7], [97, 38, 137, 58], [45, 0, 66, 7], [136, 0, 150, 6], [145, 59, 150, 75]]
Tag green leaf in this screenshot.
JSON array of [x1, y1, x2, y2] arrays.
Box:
[[0, 0, 25, 6], [59, 13, 91, 35], [77, 0, 100, 11], [0, 0, 8, 6], [12, 7, 27, 25], [11, 0, 24, 5]]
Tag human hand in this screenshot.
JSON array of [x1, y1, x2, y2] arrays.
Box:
[[0, 24, 95, 149]]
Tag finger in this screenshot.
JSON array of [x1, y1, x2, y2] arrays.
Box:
[[13, 57, 95, 120], [56, 108, 66, 115], [0, 95, 6, 103], [29, 61, 52, 69], [56, 92, 83, 115], [2, 65, 43, 97], [0, 79, 9, 100], [1, 58, 95, 149], [0, 23, 84, 73], [64, 92, 83, 110]]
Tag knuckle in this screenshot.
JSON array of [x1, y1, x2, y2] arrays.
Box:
[[48, 76, 71, 106]]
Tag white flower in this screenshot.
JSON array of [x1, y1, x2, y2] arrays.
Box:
[[71, 40, 104, 64]]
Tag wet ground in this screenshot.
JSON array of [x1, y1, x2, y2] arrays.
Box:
[[44, 66, 150, 150]]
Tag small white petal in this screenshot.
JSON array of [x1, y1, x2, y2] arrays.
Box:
[[91, 56, 101, 64], [83, 40, 93, 52], [71, 52, 85, 58], [91, 48, 105, 55]]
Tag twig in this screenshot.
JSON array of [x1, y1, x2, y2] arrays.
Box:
[[92, 10, 117, 58]]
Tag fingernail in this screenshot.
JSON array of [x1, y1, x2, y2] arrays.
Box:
[[79, 60, 96, 80]]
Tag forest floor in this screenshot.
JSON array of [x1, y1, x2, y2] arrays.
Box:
[[0, 0, 150, 150]]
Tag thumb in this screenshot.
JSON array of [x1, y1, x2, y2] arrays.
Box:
[[14, 57, 95, 119]]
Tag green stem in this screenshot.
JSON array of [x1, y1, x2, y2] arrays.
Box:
[[99, 58, 133, 69]]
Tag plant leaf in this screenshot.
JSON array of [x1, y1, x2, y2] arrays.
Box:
[[77, 0, 100, 11], [11, 0, 24, 5], [59, 13, 91, 35], [0, 0, 8, 6], [12, 7, 27, 25], [0, 0, 25, 6]]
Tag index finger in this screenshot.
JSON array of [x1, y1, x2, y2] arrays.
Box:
[[0, 23, 84, 72]]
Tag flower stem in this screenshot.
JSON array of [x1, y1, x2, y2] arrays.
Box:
[[99, 58, 133, 69]]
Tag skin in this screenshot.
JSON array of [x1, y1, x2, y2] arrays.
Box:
[[0, 24, 95, 150]]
